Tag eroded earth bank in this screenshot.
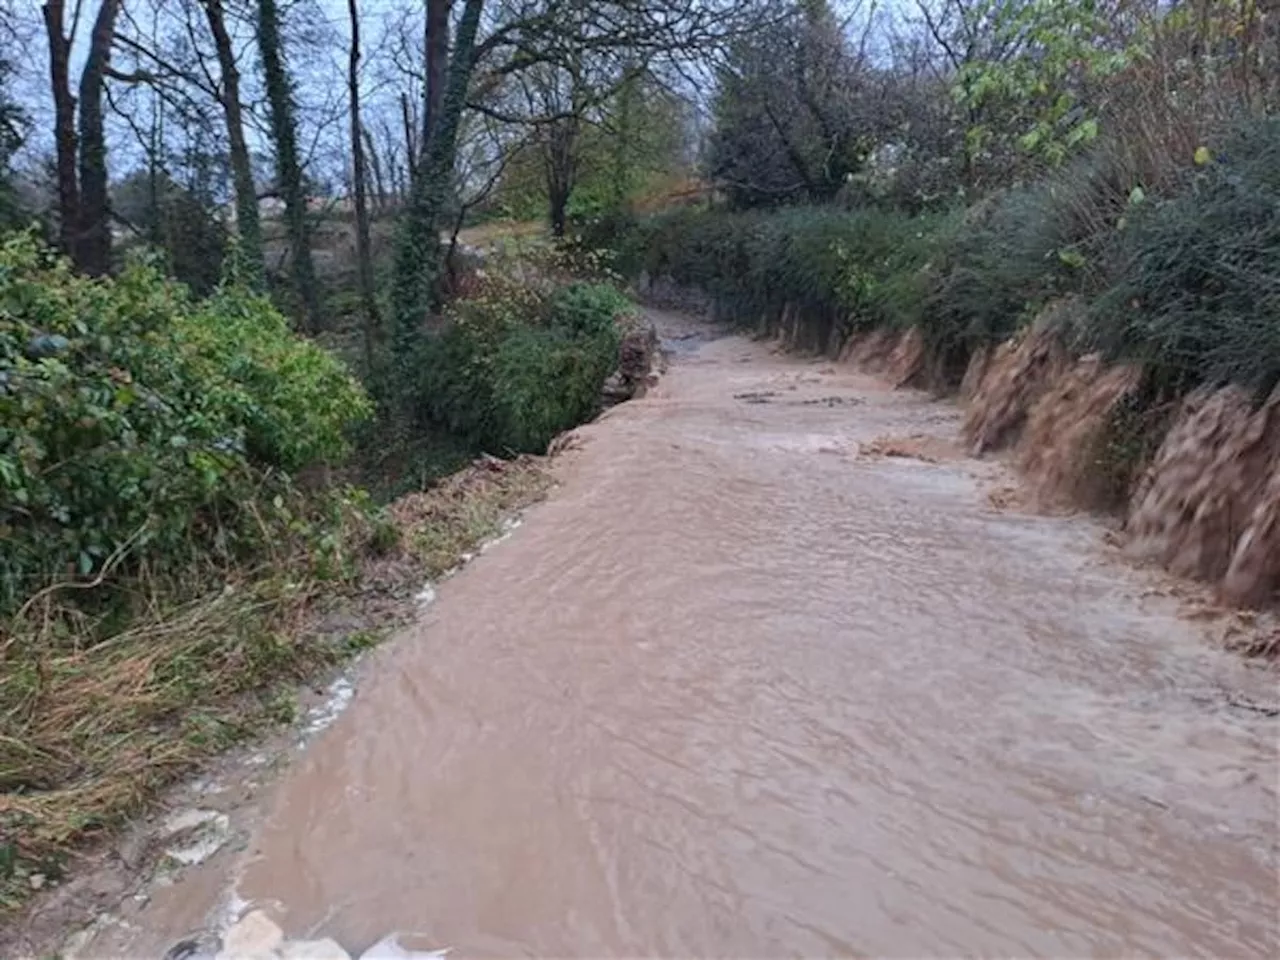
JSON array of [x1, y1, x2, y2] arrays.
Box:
[[62, 309, 1279, 958]]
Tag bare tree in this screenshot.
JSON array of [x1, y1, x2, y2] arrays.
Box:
[[42, 0, 123, 275], [257, 0, 322, 330], [202, 0, 264, 284], [348, 0, 378, 371]]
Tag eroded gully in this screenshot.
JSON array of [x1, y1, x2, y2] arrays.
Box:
[[87, 309, 1278, 957]]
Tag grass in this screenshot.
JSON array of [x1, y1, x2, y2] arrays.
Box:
[[388, 455, 551, 578], [0, 454, 551, 915]]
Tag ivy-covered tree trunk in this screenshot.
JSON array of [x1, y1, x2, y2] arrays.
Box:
[[347, 0, 378, 373], [257, 0, 322, 331], [75, 0, 121, 277], [204, 0, 264, 288], [544, 117, 579, 239], [423, 0, 452, 151], [391, 0, 484, 354], [42, 0, 79, 260]]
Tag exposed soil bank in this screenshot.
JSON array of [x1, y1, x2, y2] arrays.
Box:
[[938, 318, 1280, 637], [36, 307, 1277, 958]]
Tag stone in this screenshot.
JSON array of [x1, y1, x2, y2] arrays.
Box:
[[279, 938, 351, 960], [358, 934, 450, 959], [163, 931, 222, 960], [216, 910, 284, 960], [162, 809, 232, 867]]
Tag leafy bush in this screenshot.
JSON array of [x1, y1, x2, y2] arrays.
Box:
[[601, 205, 950, 351], [0, 232, 371, 611], [602, 116, 1280, 397], [412, 276, 626, 454], [1087, 118, 1280, 392]]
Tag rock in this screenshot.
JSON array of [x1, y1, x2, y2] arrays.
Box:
[[216, 910, 284, 960], [115, 830, 147, 869], [29, 872, 46, 890], [279, 938, 351, 960], [358, 934, 450, 959], [163, 931, 223, 960], [602, 321, 660, 407], [161, 809, 232, 867]]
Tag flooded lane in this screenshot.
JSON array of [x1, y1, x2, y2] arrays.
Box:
[[101, 311, 1280, 956]]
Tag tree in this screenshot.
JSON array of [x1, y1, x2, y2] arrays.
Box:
[[708, 1, 869, 208], [257, 0, 322, 330], [424, 0, 453, 151], [391, 0, 485, 352], [203, 0, 265, 286], [42, 0, 123, 275], [390, 0, 753, 349], [348, 0, 378, 372], [0, 7, 27, 228]]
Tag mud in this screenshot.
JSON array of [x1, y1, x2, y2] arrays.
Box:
[[1128, 385, 1280, 613], [962, 317, 1072, 455], [1016, 354, 1142, 511], [35, 309, 1280, 958]]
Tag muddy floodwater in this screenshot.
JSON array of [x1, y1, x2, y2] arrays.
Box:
[[81, 311, 1277, 957]]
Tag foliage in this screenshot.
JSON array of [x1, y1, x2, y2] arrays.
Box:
[[606, 205, 950, 350], [606, 114, 1280, 399], [1086, 117, 1280, 392], [953, 0, 1128, 170], [113, 169, 228, 297], [411, 273, 626, 454], [0, 232, 370, 614]]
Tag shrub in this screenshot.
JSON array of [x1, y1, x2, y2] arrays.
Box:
[[1086, 118, 1280, 393], [411, 275, 626, 454], [606, 117, 1280, 397], [0, 233, 371, 612], [601, 205, 950, 352]]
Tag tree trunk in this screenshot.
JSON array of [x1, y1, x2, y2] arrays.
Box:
[[610, 71, 638, 210], [423, 0, 452, 153], [75, 0, 122, 277], [363, 126, 386, 211], [257, 0, 322, 331], [203, 0, 264, 287], [391, 0, 484, 353], [347, 0, 378, 373], [42, 1, 78, 259], [544, 118, 578, 239], [400, 91, 418, 182]]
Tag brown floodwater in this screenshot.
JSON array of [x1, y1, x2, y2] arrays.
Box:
[[87, 311, 1280, 957]]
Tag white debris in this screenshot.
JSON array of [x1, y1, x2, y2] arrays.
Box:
[[357, 934, 450, 960], [415, 583, 437, 608], [303, 676, 356, 737], [278, 938, 351, 960], [217, 910, 284, 960]]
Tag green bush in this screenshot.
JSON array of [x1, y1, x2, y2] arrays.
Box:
[[1087, 118, 1280, 392], [0, 232, 371, 611], [412, 278, 626, 454], [600, 206, 950, 352], [604, 117, 1280, 397]]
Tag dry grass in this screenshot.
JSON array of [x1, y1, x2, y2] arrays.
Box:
[[0, 455, 551, 913], [388, 455, 552, 579], [0, 575, 330, 909]]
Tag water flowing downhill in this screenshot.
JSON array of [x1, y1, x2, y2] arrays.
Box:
[[90, 310, 1277, 957]]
